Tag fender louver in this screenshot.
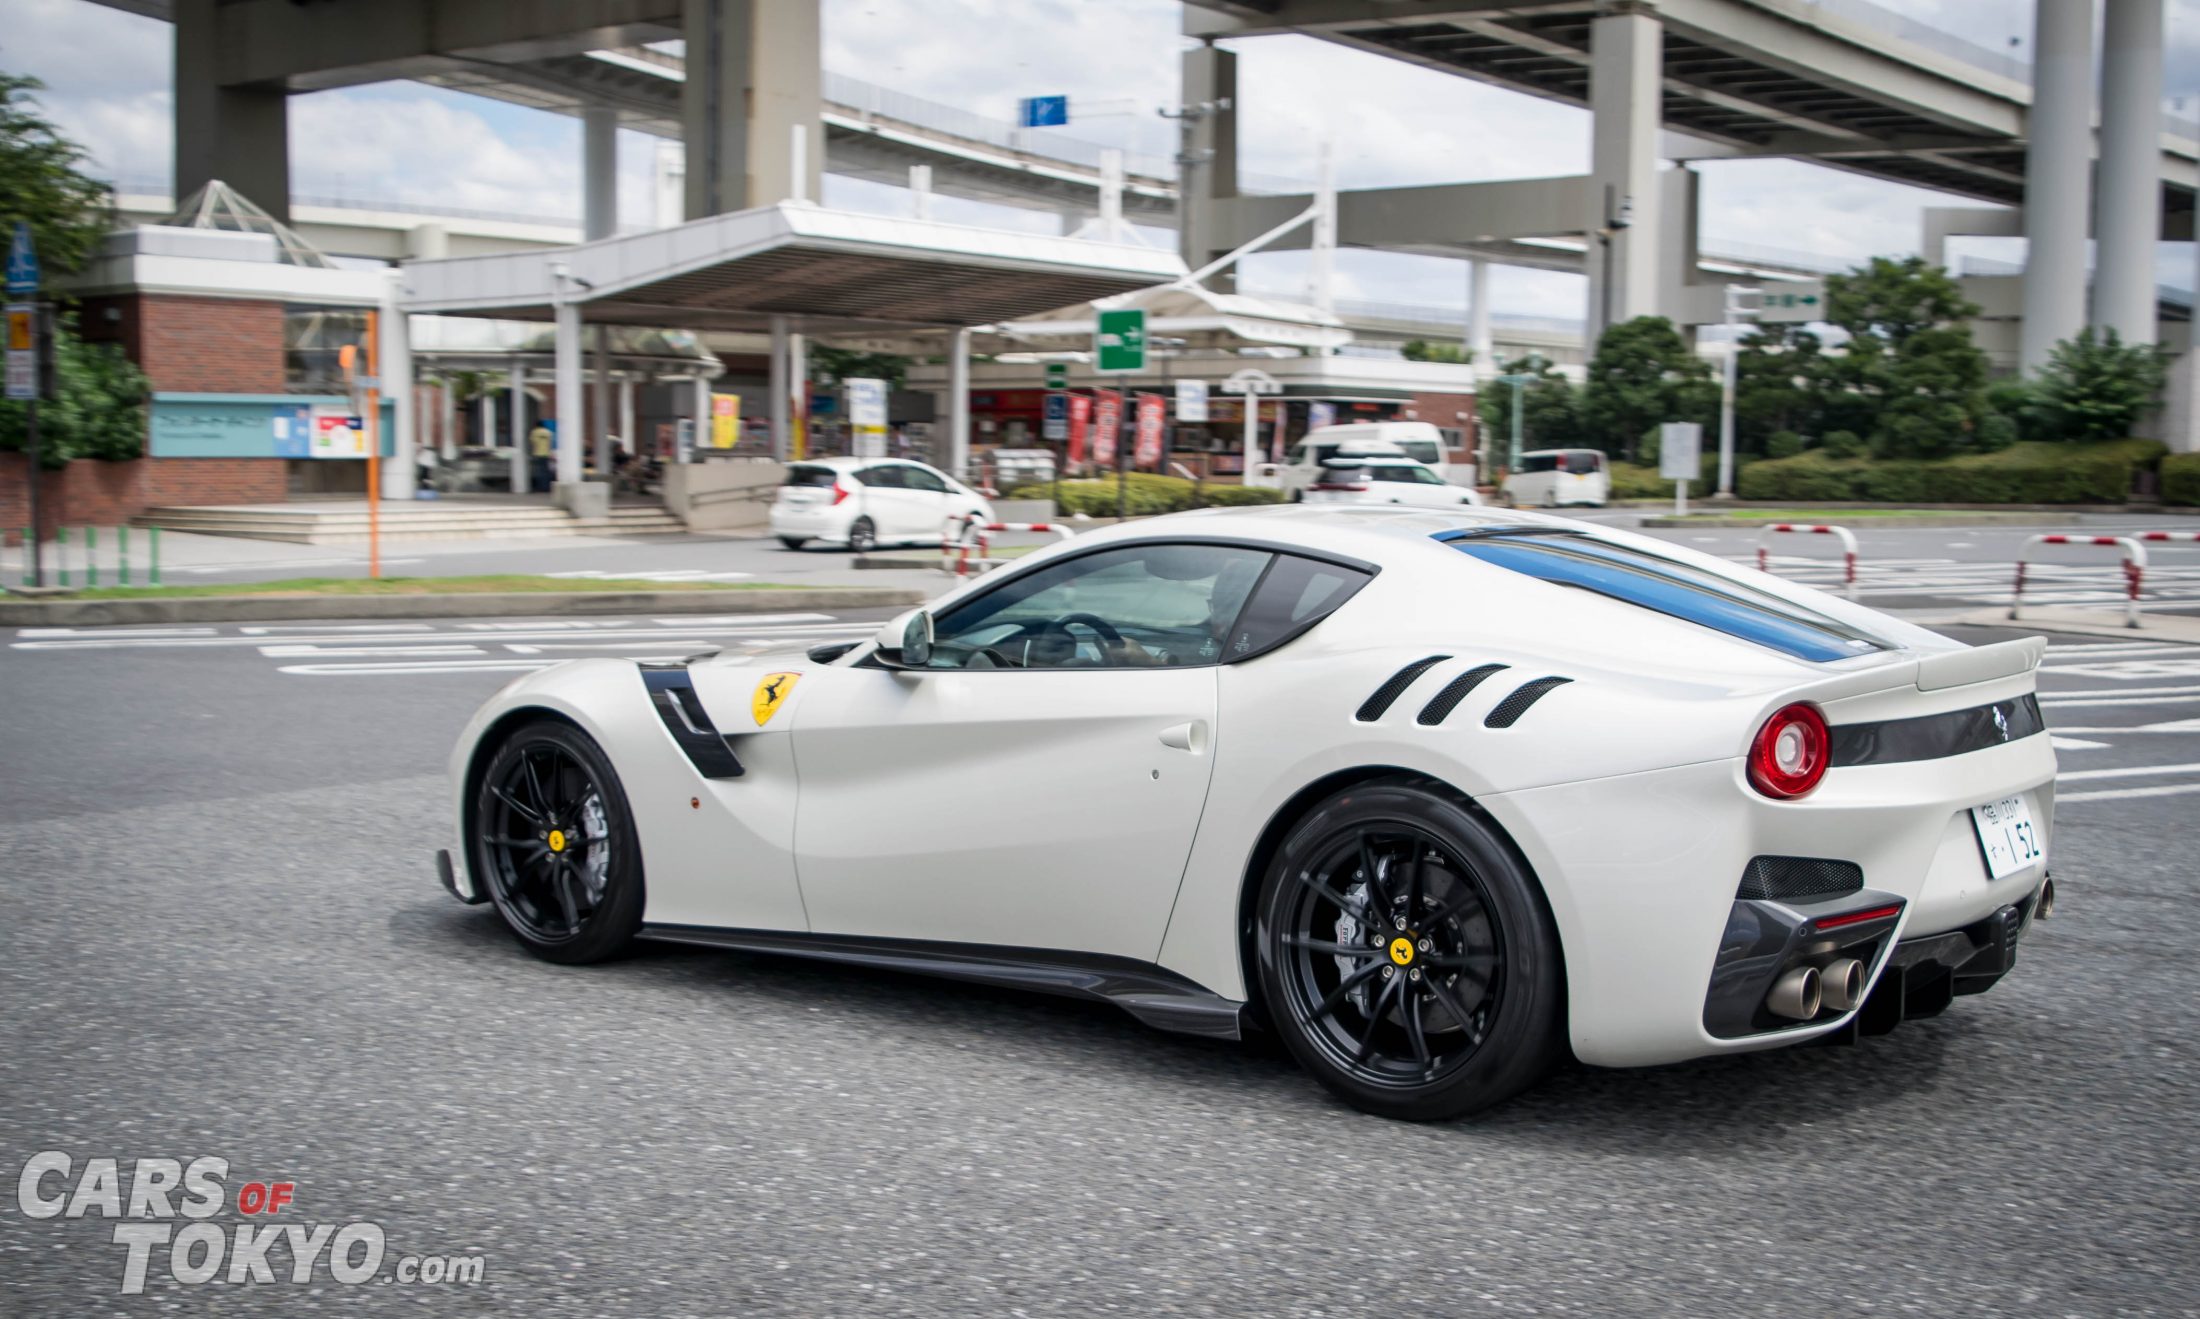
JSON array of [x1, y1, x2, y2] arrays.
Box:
[[1416, 664, 1511, 725], [1483, 676, 1573, 728], [640, 664, 745, 779], [1355, 655, 1451, 722]]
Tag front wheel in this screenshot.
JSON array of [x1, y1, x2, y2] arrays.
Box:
[[1254, 781, 1564, 1120], [473, 720, 645, 964], [846, 516, 877, 555]]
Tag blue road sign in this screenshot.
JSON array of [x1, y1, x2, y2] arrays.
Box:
[[1042, 391, 1069, 441], [1019, 96, 1069, 128], [6, 222, 39, 296]]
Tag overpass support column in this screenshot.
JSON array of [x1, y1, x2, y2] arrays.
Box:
[[584, 107, 620, 242], [681, 0, 823, 218], [1179, 41, 1239, 292], [173, 0, 289, 221], [2020, 0, 2096, 370], [378, 271, 414, 502], [1467, 261, 1493, 374], [553, 300, 584, 490], [1585, 1, 1662, 345], [769, 316, 791, 461], [2096, 0, 2165, 345]]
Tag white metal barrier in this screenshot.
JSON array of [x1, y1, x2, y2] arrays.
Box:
[[940, 516, 1076, 578], [2010, 534, 2147, 628], [1753, 523, 1860, 600]]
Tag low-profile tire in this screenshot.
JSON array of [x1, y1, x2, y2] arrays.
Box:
[[847, 517, 878, 555], [778, 536, 809, 551], [472, 719, 645, 965], [1254, 781, 1563, 1121]]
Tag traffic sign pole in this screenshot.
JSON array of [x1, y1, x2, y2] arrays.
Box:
[[8, 224, 44, 588]]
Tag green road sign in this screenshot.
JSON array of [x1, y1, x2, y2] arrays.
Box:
[[1045, 362, 1068, 389], [1095, 308, 1146, 374]]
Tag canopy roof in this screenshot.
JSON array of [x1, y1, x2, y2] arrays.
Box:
[[986, 284, 1353, 353], [400, 203, 1187, 336], [165, 180, 336, 269]]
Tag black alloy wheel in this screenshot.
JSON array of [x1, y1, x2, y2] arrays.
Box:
[[847, 517, 878, 554], [1256, 782, 1563, 1120], [474, 720, 644, 964]]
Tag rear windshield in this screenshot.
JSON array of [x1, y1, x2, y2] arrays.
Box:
[[1438, 530, 1886, 662], [1561, 451, 1603, 474], [784, 465, 838, 487], [1519, 454, 1559, 474]]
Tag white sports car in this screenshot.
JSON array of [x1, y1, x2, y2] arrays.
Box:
[[438, 505, 2057, 1120]]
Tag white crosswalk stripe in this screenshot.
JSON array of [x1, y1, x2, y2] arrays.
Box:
[[1745, 554, 2200, 609]]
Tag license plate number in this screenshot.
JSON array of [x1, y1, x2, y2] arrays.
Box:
[[1971, 795, 2044, 880]]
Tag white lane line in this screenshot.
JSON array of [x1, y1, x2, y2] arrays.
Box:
[[276, 660, 559, 676], [13, 626, 219, 638], [2038, 683, 2200, 699], [2056, 761, 2200, 782], [2061, 782, 2200, 803], [2048, 718, 2200, 734], [238, 623, 436, 635], [256, 644, 484, 658], [2040, 694, 2200, 708], [498, 640, 719, 653], [10, 622, 874, 651], [2049, 736, 2111, 750]]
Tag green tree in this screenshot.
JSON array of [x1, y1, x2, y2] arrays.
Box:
[[2033, 328, 2166, 443], [0, 72, 114, 278], [808, 345, 911, 390], [1731, 324, 1830, 454], [1821, 256, 1990, 458], [1487, 353, 1585, 454], [1823, 255, 1977, 347], [1401, 339, 1470, 364], [0, 313, 151, 467], [1581, 316, 1713, 461]]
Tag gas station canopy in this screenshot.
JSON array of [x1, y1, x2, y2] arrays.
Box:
[[399, 202, 1188, 335]]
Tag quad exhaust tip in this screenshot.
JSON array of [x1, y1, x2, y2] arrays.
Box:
[[1818, 958, 1865, 1014], [1766, 965, 1822, 1021], [2037, 877, 2056, 920]]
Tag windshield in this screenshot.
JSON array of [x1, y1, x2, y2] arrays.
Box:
[[1437, 530, 1886, 662]]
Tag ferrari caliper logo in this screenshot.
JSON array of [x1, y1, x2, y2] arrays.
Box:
[[546, 829, 566, 853], [752, 672, 799, 726], [1388, 937, 1415, 967]]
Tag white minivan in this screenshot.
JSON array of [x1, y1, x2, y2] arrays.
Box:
[[1501, 448, 1610, 508], [770, 456, 993, 553], [1258, 421, 1470, 500]]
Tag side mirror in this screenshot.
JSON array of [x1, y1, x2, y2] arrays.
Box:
[[872, 607, 934, 669]]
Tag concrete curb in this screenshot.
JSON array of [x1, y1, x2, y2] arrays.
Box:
[[0, 587, 926, 627], [1638, 513, 2083, 529]]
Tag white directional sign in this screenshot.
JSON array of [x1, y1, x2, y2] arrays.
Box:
[[846, 377, 888, 458], [5, 303, 36, 401], [1175, 378, 1209, 423], [1753, 281, 1825, 324], [1658, 422, 1702, 482]]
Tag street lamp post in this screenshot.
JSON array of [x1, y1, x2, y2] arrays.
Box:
[[1716, 284, 1760, 499]]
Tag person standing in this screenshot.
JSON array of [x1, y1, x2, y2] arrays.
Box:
[[528, 420, 554, 493]]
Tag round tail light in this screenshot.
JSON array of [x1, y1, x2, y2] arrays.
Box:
[[1748, 702, 1830, 799]]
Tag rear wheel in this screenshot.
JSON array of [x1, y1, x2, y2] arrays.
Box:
[[847, 517, 878, 554], [473, 720, 644, 964], [778, 536, 809, 550], [1255, 782, 1563, 1120]]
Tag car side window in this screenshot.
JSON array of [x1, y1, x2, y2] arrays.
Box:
[[926, 544, 1274, 670], [900, 466, 949, 494], [856, 466, 902, 488], [1220, 554, 1374, 661]]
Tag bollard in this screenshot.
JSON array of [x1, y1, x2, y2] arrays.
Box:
[[118, 524, 130, 586], [149, 525, 161, 586], [2011, 534, 2147, 629], [17, 529, 26, 588], [86, 525, 97, 587], [1753, 523, 1860, 600], [56, 526, 68, 588]]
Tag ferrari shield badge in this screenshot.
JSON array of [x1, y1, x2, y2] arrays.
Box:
[[752, 672, 799, 726]]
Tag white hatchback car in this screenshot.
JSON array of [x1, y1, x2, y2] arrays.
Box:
[[1304, 458, 1482, 509], [770, 457, 993, 553]]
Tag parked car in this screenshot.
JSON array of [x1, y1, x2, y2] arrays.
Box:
[[1304, 457, 1482, 508], [439, 504, 2054, 1121], [1502, 448, 1610, 507], [1257, 421, 1467, 499], [770, 456, 993, 552]]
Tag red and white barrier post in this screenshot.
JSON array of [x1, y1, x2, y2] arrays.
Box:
[[1753, 523, 1861, 600], [2011, 534, 2148, 628], [940, 516, 1076, 578]]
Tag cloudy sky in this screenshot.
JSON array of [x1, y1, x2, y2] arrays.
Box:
[[5, 0, 2200, 324]]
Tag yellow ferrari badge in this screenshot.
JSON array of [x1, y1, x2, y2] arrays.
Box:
[[547, 829, 566, 853], [752, 672, 799, 726], [1388, 937, 1415, 967]]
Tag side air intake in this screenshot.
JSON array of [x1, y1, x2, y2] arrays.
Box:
[[1355, 656, 1451, 721], [1416, 664, 1510, 725], [1737, 856, 1864, 903], [1483, 676, 1573, 728]]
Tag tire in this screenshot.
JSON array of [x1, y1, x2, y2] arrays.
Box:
[[472, 720, 645, 965], [778, 536, 809, 551], [847, 517, 877, 555], [1253, 781, 1563, 1121], [1288, 489, 1304, 504]]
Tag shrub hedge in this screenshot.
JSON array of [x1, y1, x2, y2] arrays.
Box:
[[1735, 439, 2166, 504], [1003, 473, 1286, 517], [2164, 452, 2200, 507]]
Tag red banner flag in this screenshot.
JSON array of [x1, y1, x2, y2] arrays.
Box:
[[1092, 389, 1122, 467], [1066, 393, 1092, 467], [1133, 393, 1166, 469]]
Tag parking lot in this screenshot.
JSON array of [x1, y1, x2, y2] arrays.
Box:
[[2, 554, 2196, 1313]]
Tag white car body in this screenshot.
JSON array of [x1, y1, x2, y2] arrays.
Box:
[[1255, 422, 1464, 498], [1503, 448, 1611, 508], [768, 456, 993, 550], [443, 505, 2056, 1112], [1304, 457, 1483, 510]]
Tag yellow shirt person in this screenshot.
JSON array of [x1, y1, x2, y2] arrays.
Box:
[[529, 424, 553, 459]]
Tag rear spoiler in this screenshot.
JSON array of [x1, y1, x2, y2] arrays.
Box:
[[1781, 637, 2046, 707]]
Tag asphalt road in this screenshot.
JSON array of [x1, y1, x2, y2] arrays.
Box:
[[3, 606, 2197, 1316]]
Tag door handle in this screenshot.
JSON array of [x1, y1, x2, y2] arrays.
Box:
[[1158, 721, 1205, 752]]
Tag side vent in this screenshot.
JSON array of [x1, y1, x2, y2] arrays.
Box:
[[1356, 655, 1452, 722], [1737, 856, 1864, 903], [1483, 676, 1573, 728], [640, 664, 745, 779], [1416, 664, 1510, 725]]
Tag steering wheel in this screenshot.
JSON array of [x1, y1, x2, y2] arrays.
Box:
[[1049, 612, 1125, 646], [987, 612, 1126, 667]]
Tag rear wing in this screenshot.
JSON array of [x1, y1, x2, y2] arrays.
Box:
[[1775, 637, 2046, 715]]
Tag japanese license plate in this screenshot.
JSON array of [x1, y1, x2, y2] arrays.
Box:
[[1971, 795, 2044, 880]]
